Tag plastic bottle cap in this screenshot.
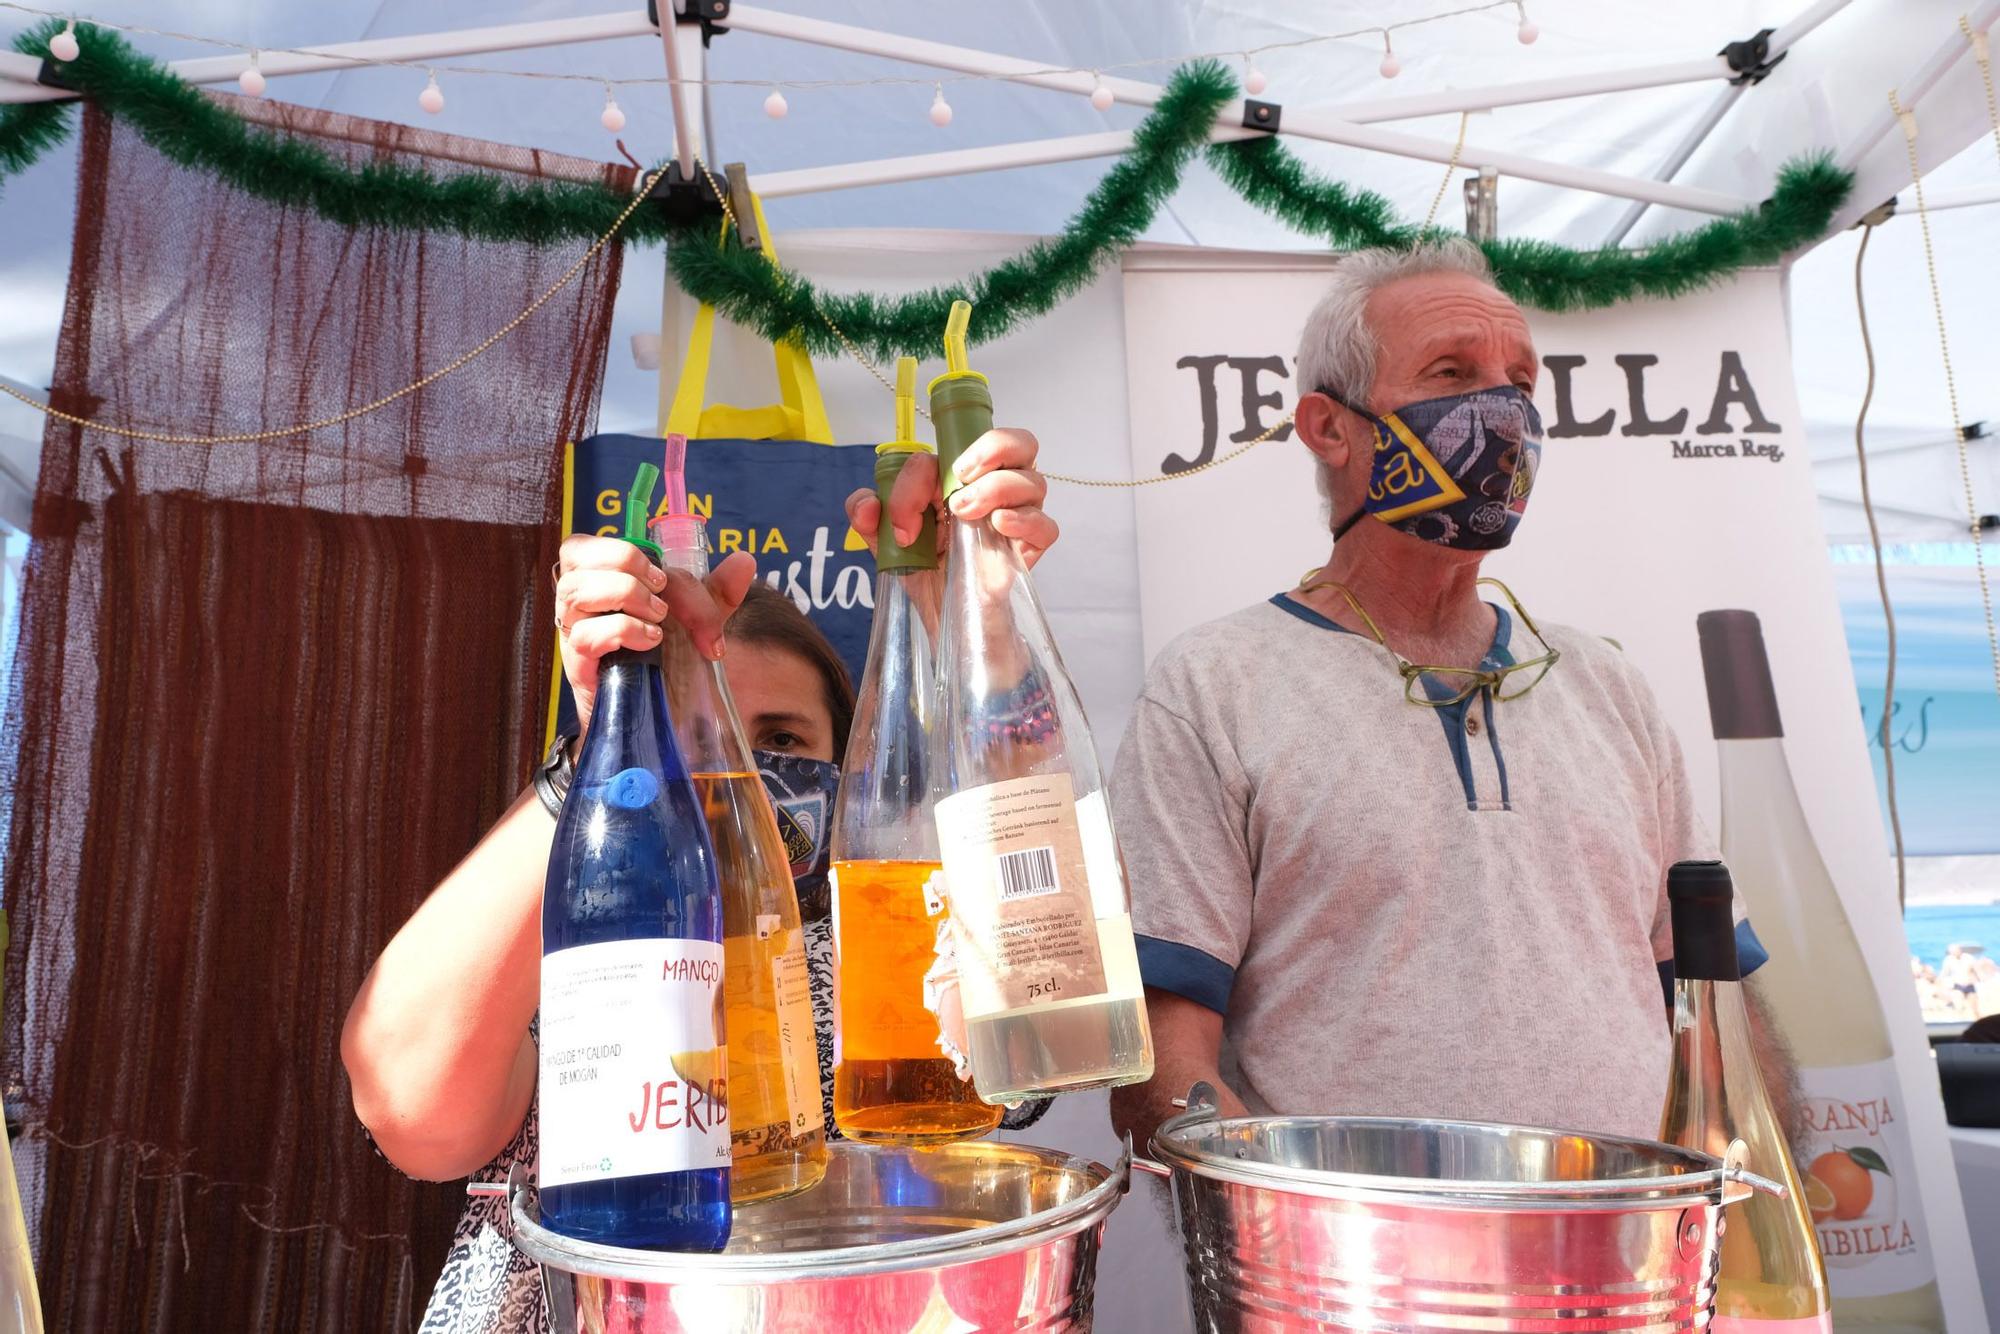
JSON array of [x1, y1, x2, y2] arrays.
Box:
[[926, 298, 989, 394], [649, 432, 705, 560], [622, 461, 664, 560], [606, 767, 662, 810]]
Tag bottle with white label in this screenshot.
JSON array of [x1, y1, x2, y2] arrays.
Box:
[[829, 359, 1001, 1143], [1697, 610, 1942, 1334], [652, 435, 827, 1204], [539, 460, 730, 1251], [927, 301, 1154, 1105], [1658, 859, 1832, 1334]]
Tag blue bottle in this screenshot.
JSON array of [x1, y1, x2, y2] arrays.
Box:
[[538, 460, 731, 1251]]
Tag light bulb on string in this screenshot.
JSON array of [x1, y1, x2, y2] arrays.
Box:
[[764, 87, 789, 119], [1378, 32, 1401, 79], [418, 69, 445, 114], [238, 52, 266, 98], [1090, 73, 1114, 111], [1515, 2, 1540, 45], [1243, 54, 1267, 95], [49, 19, 79, 62], [929, 83, 953, 127], [600, 84, 626, 133]]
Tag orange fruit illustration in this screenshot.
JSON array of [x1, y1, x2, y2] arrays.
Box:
[[1808, 1150, 1874, 1221], [1802, 1173, 1837, 1223]]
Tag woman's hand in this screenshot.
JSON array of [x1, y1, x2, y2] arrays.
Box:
[[844, 428, 1058, 569], [554, 534, 757, 733]]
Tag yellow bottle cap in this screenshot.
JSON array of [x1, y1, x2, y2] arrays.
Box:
[[926, 298, 988, 394], [877, 355, 935, 456]]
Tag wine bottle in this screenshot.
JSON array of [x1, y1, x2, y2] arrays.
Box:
[[927, 301, 1154, 1104], [1658, 859, 1832, 1334], [652, 437, 828, 1204], [1697, 610, 1942, 1333], [0, 1094, 44, 1334], [829, 358, 1003, 1144], [539, 462, 730, 1251]]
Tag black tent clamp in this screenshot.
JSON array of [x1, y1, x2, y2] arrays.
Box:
[[647, 0, 731, 46], [1721, 27, 1787, 86]]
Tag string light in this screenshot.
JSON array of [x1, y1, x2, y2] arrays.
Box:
[[1515, 2, 1540, 45], [418, 68, 444, 114], [237, 51, 265, 97], [763, 87, 788, 118], [929, 82, 953, 127], [599, 83, 625, 132], [1243, 54, 1267, 96], [0, 1, 1532, 100], [1090, 72, 1114, 111], [1379, 31, 1401, 79]]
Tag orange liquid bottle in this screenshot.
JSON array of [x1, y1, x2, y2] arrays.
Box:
[[653, 439, 827, 1204], [829, 360, 1000, 1144]]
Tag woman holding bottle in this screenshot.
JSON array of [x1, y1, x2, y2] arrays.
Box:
[[340, 427, 1055, 1334]]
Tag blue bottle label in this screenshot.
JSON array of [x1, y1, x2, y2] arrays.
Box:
[[539, 938, 730, 1188]]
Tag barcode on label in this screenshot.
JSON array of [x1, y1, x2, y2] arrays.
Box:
[[996, 846, 1061, 901]]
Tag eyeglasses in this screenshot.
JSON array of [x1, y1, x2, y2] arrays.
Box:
[[1295, 573, 1560, 707]]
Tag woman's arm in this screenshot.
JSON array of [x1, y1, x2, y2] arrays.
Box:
[[341, 537, 753, 1181], [340, 786, 552, 1181]]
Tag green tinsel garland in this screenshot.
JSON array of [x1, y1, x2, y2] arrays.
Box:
[[1, 20, 1852, 352]]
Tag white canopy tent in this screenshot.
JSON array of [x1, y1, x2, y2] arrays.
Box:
[[1, 5, 1998, 1332], [0, 0, 1996, 552]]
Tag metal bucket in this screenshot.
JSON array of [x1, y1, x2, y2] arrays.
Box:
[[1140, 1086, 1782, 1334], [504, 1139, 1128, 1333]]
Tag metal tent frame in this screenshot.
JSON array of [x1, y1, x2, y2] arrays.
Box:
[[3, 2, 1996, 229]]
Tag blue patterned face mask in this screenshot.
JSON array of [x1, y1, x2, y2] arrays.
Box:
[[1328, 385, 1544, 550], [755, 751, 838, 920]]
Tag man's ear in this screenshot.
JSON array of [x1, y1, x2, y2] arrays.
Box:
[[1295, 391, 1357, 473]]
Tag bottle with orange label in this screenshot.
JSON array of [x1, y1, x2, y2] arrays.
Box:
[[927, 301, 1154, 1106], [828, 357, 1002, 1144], [1698, 610, 1943, 1333], [1658, 859, 1831, 1334], [652, 436, 828, 1204]]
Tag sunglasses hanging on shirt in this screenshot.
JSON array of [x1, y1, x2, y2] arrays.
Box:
[[1294, 573, 1560, 707]]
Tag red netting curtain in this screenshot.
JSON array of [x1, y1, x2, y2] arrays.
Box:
[[1, 98, 629, 1331]]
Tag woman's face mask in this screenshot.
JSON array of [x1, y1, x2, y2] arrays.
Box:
[[1329, 385, 1544, 550], [755, 751, 839, 920]]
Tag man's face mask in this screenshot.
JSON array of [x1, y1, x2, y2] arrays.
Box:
[[755, 751, 838, 921], [1329, 385, 1544, 550]]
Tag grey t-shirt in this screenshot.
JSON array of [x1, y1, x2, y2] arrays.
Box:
[[1112, 595, 1762, 1141]]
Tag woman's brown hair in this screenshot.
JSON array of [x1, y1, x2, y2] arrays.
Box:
[[726, 582, 857, 757]]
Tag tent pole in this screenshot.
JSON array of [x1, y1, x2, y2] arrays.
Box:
[[723, 4, 1747, 215], [752, 126, 1264, 199], [1601, 84, 1747, 245], [1600, 0, 1854, 247], [750, 115, 1744, 214], [0, 10, 657, 105], [1768, 0, 1861, 56], [657, 1, 697, 178], [719, 5, 1735, 121], [1829, 0, 2000, 224]]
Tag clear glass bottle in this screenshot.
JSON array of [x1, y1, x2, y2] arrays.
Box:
[[830, 358, 1002, 1143], [652, 437, 827, 1205], [1697, 610, 1942, 1333], [539, 461, 730, 1250], [926, 301, 1153, 1105], [0, 1094, 44, 1333], [1658, 859, 1832, 1334]]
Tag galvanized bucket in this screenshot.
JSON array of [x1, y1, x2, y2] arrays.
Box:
[[503, 1139, 1128, 1333], [1140, 1085, 1782, 1334]]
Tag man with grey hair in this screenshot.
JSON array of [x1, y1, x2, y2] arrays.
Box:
[[1108, 241, 1792, 1149]]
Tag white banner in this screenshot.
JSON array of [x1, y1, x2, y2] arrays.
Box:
[[1121, 254, 1983, 1333]]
